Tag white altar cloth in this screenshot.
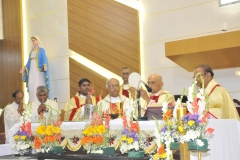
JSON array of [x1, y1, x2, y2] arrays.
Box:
[[0, 144, 13, 156], [5, 119, 240, 159]]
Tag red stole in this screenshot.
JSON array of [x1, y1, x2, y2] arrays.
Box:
[[208, 84, 221, 119], [150, 95, 160, 102], [122, 89, 129, 98], [69, 96, 84, 121]]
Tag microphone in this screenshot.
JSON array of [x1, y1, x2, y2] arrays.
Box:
[[142, 81, 152, 93]]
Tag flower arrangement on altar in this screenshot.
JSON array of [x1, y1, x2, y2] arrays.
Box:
[[81, 110, 115, 155], [173, 73, 214, 148], [120, 114, 140, 154], [34, 116, 62, 153], [152, 101, 174, 160], [120, 103, 150, 159], [12, 109, 33, 155], [13, 130, 32, 154]]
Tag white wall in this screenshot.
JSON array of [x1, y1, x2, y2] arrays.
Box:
[[140, 0, 240, 99], [24, 0, 70, 109]]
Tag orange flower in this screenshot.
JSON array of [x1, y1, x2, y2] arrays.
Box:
[[163, 110, 172, 121], [34, 136, 42, 149], [166, 110, 172, 118], [158, 144, 165, 155], [81, 136, 91, 145], [95, 136, 104, 145]]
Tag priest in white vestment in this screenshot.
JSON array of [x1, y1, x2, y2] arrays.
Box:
[[97, 78, 134, 116], [4, 90, 25, 144], [27, 86, 60, 122]]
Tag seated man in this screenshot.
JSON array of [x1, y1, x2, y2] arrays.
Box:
[[140, 74, 175, 115], [64, 78, 97, 121], [97, 78, 131, 116], [28, 86, 60, 122], [4, 90, 25, 144], [193, 64, 239, 120]]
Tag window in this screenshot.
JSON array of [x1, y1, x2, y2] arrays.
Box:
[[219, 0, 240, 7]]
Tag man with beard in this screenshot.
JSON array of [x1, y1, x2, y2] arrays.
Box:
[[64, 78, 97, 121]]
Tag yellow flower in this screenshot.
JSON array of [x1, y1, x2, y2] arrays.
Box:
[[83, 127, 92, 136], [45, 125, 54, 136], [160, 152, 167, 158], [97, 125, 106, 134], [188, 120, 195, 126], [53, 127, 61, 133], [127, 138, 133, 144], [91, 126, 98, 134], [153, 153, 159, 160], [178, 126, 184, 133], [121, 135, 127, 141], [14, 135, 19, 140], [36, 125, 46, 135], [21, 135, 26, 140]]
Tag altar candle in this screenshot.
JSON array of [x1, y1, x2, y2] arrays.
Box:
[[177, 107, 187, 120]]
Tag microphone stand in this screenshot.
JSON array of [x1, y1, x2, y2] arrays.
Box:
[[136, 81, 148, 121]]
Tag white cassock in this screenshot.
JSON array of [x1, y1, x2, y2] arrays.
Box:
[[27, 99, 60, 122], [4, 102, 22, 144]]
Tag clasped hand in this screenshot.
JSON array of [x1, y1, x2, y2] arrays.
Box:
[[17, 102, 24, 116], [38, 103, 47, 115]]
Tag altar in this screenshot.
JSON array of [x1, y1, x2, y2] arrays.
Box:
[[1, 119, 240, 160]]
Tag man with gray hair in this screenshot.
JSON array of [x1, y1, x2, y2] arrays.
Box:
[[97, 78, 132, 117], [120, 67, 132, 98], [27, 86, 60, 122]]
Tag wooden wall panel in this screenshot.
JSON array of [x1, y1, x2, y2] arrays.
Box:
[[0, 0, 22, 132], [69, 58, 108, 99], [68, 0, 140, 75]]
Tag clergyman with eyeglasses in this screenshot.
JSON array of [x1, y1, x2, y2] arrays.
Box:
[[119, 67, 131, 98], [140, 73, 175, 114], [193, 64, 239, 120], [97, 78, 131, 117]]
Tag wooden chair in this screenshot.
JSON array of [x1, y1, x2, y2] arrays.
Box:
[[0, 132, 5, 144], [60, 110, 65, 121]]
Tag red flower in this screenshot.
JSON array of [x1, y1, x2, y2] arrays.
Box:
[[205, 128, 214, 134], [130, 122, 139, 132], [104, 110, 111, 129], [192, 99, 199, 114], [122, 114, 127, 129]]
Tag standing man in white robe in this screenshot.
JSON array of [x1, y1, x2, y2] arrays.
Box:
[[4, 90, 25, 144]]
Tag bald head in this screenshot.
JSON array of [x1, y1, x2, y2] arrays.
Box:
[[147, 74, 163, 93], [106, 78, 120, 97]]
